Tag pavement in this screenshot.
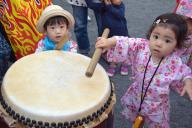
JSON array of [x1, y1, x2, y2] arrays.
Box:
[[54, 1, 192, 128]]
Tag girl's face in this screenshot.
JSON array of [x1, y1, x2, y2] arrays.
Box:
[[46, 22, 68, 44], [149, 25, 177, 60]]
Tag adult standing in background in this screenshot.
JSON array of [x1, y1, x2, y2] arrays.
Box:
[[67, 0, 102, 56]]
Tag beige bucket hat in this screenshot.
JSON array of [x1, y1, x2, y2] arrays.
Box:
[[36, 5, 75, 33]]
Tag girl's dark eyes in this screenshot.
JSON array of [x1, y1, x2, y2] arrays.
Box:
[[153, 35, 158, 39], [60, 26, 64, 28], [165, 39, 171, 43]]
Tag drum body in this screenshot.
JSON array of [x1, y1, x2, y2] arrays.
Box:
[[0, 51, 116, 128], [0, 118, 9, 128]]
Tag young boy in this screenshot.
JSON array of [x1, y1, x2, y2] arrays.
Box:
[[86, 0, 129, 77], [35, 5, 77, 53]]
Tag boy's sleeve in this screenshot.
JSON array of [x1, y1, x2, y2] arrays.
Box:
[[105, 3, 125, 19]]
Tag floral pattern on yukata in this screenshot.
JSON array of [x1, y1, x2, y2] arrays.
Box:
[[175, 0, 192, 69], [176, 35, 192, 69], [106, 36, 192, 128], [176, 0, 192, 18]]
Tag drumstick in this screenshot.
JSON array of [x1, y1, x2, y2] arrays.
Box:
[[55, 35, 68, 50], [85, 28, 110, 77]]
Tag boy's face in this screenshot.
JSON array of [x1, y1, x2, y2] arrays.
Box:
[[46, 22, 68, 44], [149, 25, 177, 60]]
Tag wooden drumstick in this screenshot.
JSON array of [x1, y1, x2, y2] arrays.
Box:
[[85, 28, 110, 77], [55, 35, 68, 50]]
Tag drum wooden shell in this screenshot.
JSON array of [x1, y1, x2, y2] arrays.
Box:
[[0, 51, 116, 128]]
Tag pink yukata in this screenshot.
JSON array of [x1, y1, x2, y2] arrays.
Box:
[[176, 0, 192, 68], [107, 36, 192, 128], [176, 0, 192, 19], [177, 35, 192, 68]]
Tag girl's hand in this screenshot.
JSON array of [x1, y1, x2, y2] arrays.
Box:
[[95, 36, 117, 53], [95, 37, 109, 53], [181, 78, 192, 100]]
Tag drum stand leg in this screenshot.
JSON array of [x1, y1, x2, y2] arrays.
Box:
[[0, 117, 9, 128], [94, 111, 114, 128], [106, 112, 114, 128]]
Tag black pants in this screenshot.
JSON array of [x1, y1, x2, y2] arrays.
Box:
[[0, 22, 16, 62]]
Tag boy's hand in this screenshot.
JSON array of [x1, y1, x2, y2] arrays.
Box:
[[104, 0, 111, 5], [181, 78, 192, 100]]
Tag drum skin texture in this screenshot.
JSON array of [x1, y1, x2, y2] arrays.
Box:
[[0, 0, 51, 59], [0, 51, 115, 127]]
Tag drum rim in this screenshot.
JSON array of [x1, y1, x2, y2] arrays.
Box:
[[0, 83, 115, 128]]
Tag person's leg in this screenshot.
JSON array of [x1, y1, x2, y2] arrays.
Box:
[[107, 62, 117, 77], [120, 62, 129, 76], [0, 22, 16, 62], [93, 10, 103, 36], [72, 5, 90, 55], [0, 33, 11, 83]]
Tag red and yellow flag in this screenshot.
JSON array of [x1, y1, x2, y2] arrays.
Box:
[[0, 0, 51, 59]]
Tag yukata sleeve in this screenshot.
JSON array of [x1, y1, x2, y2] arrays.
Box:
[[171, 62, 192, 94], [106, 36, 129, 63], [186, 41, 192, 69], [106, 36, 144, 63], [35, 40, 45, 53], [69, 40, 78, 53]]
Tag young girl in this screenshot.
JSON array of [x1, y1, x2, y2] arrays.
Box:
[[35, 5, 77, 53], [95, 13, 192, 128], [86, 0, 129, 77], [175, 0, 192, 69]]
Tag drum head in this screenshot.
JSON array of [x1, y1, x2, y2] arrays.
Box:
[[1, 51, 112, 127]]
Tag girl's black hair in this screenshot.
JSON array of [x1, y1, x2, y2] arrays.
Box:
[[44, 16, 69, 31], [146, 13, 188, 48]]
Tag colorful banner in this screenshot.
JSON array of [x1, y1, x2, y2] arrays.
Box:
[[0, 0, 51, 59]]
